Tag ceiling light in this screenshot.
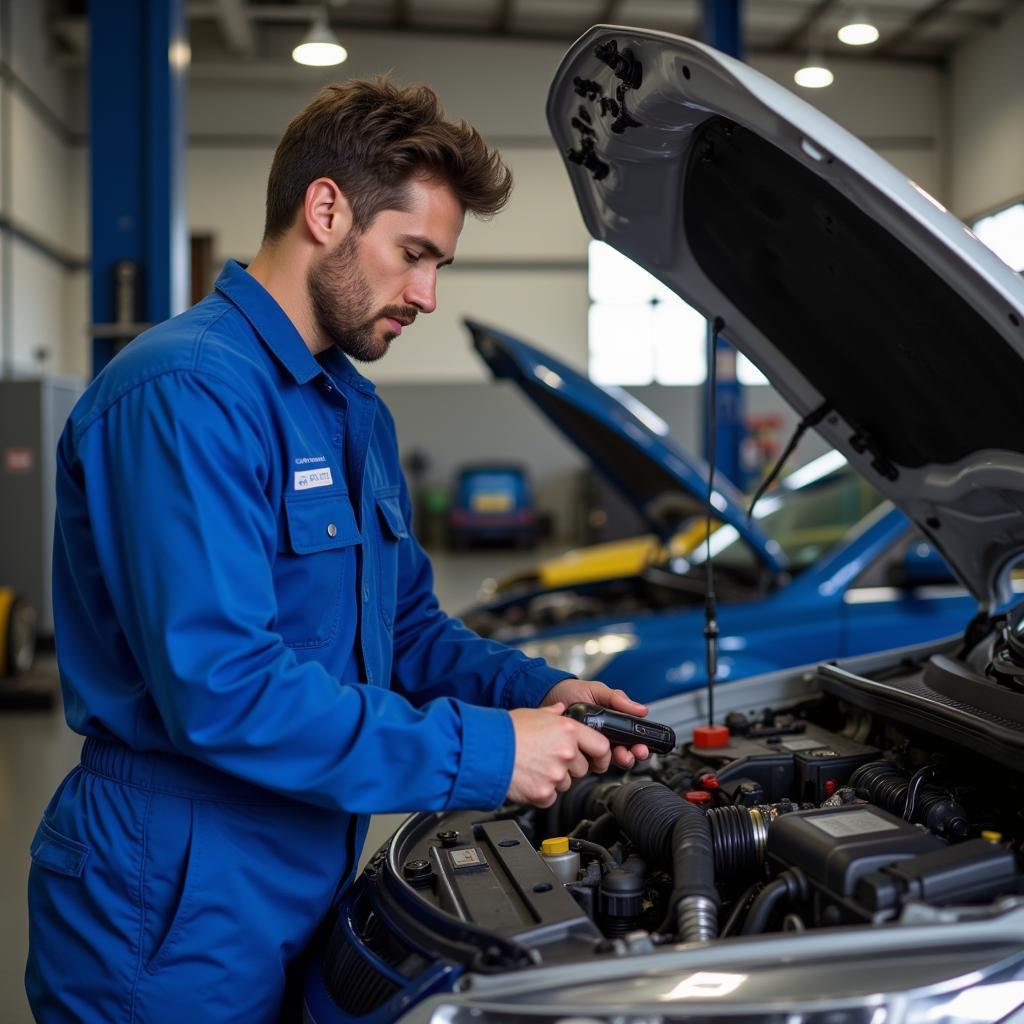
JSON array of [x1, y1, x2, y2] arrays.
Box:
[[292, 11, 347, 67], [838, 6, 879, 45], [837, 21, 879, 45], [794, 64, 834, 88]]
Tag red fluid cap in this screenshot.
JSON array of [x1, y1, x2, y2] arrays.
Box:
[[824, 779, 838, 798], [684, 790, 713, 806], [699, 774, 721, 791], [692, 725, 730, 749]]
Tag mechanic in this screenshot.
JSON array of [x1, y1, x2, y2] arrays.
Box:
[[26, 77, 651, 1022]]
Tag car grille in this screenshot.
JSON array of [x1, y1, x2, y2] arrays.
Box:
[[322, 892, 422, 1017]]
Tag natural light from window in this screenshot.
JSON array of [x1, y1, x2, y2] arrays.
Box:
[[588, 241, 767, 386], [972, 202, 1024, 272]]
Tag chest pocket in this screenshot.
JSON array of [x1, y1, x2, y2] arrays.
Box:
[[275, 491, 361, 647], [375, 490, 408, 630]]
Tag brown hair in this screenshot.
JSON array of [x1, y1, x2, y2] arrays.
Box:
[[263, 76, 512, 241]]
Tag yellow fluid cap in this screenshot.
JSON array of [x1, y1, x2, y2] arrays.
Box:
[[982, 830, 1003, 843], [541, 836, 570, 855]]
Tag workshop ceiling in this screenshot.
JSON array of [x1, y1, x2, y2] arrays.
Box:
[[53, 0, 1022, 65], [192, 0, 1019, 61]]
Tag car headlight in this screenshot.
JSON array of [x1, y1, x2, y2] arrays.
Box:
[[517, 630, 638, 679]]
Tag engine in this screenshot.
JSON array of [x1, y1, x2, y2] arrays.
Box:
[[522, 704, 1022, 943], [310, 664, 1024, 1020]]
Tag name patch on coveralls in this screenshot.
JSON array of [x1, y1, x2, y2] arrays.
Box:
[[294, 467, 334, 491]]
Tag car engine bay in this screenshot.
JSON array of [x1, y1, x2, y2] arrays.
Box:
[[314, 612, 1024, 1018]]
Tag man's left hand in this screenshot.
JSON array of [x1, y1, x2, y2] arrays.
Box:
[[540, 679, 650, 770]]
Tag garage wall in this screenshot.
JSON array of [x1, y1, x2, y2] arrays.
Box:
[[182, 31, 946, 380], [948, 2, 1024, 222], [0, 0, 86, 381], [173, 30, 940, 537]]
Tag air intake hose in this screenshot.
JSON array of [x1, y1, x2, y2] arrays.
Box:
[[850, 761, 969, 840], [608, 779, 718, 942]]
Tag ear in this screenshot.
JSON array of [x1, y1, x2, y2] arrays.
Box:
[[303, 177, 353, 246]]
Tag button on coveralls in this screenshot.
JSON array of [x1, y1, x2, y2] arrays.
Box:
[[26, 261, 568, 1022]]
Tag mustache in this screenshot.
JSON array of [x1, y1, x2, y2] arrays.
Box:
[[377, 305, 418, 327]]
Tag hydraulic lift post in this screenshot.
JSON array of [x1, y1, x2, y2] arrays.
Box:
[[700, 0, 747, 489]]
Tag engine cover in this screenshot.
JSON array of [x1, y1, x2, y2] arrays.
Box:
[[767, 805, 944, 898]]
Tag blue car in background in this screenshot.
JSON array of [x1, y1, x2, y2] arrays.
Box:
[[461, 321, 988, 704], [447, 462, 537, 549]]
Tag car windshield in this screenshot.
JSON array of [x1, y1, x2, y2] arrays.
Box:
[[683, 466, 885, 581]]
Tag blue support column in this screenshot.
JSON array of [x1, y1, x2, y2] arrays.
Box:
[[701, 0, 747, 488], [90, 0, 188, 376]]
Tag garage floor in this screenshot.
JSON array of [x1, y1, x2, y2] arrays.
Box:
[[0, 544, 559, 1021]]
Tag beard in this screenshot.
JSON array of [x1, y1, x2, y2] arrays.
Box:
[[307, 233, 417, 363]]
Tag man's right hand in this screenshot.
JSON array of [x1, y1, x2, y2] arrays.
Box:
[[506, 702, 612, 808]]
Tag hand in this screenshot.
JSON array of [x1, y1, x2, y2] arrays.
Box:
[[507, 703, 612, 808], [541, 678, 650, 769]]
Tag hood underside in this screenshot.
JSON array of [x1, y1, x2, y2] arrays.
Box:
[[466, 318, 784, 572], [547, 26, 1024, 607]]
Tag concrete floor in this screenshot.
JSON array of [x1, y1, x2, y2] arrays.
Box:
[[0, 543, 557, 1021]]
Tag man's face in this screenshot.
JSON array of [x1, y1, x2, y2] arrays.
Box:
[[308, 176, 464, 362]]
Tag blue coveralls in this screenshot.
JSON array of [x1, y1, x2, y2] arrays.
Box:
[[26, 260, 569, 1022]]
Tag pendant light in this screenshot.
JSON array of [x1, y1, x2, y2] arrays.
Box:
[[838, 6, 879, 46], [795, 23, 834, 89], [794, 63, 834, 87], [292, 6, 347, 67]]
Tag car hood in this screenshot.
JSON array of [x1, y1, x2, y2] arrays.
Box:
[[547, 26, 1024, 608], [465, 318, 785, 574]]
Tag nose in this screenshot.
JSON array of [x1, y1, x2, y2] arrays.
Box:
[[404, 268, 437, 315]]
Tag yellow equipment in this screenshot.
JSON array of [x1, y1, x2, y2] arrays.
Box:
[[0, 586, 37, 677]]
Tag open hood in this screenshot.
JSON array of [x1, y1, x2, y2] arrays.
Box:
[[547, 26, 1024, 608], [465, 318, 785, 574]]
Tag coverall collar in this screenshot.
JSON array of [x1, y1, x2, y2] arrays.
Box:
[[214, 259, 374, 395]]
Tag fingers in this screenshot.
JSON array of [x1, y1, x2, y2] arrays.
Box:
[[569, 720, 612, 773], [587, 744, 612, 775], [605, 687, 648, 717], [568, 751, 590, 780], [541, 701, 566, 716], [612, 745, 636, 770], [611, 741, 650, 770]]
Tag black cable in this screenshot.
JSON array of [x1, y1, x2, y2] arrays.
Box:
[[746, 401, 832, 520], [704, 318, 724, 727], [720, 880, 763, 937], [903, 765, 937, 821], [568, 837, 618, 871], [740, 868, 808, 935], [568, 818, 592, 839]]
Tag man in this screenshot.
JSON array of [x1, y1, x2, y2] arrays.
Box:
[[26, 78, 650, 1022]]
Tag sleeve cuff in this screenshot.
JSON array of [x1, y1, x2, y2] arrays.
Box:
[[498, 659, 576, 710], [449, 702, 515, 810]]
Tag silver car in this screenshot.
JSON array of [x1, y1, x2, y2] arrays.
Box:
[[303, 26, 1024, 1024]]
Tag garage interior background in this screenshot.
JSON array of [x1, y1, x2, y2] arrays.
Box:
[[2, 0, 1022, 540], [2, 0, 1024, 1018]]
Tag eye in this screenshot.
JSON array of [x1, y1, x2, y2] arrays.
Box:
[[403, 249, 421, 264]]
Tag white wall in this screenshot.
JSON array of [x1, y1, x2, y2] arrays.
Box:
[[183, 30, 947, 388], [20, 17, 1003, 537], [173, 30, 954, 535], [0, 0, 85, 380], [948, 2, 1024, 222], [754, 53, 945, 198]]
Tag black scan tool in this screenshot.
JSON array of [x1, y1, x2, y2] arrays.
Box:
[[563, 702, 676, 755]]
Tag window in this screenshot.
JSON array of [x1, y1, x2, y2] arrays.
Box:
[[588, 241, 767, 386], [972, 202, 1024, 272], [696, 460, 885, 578]]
